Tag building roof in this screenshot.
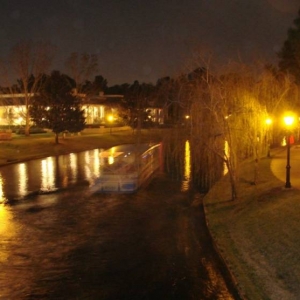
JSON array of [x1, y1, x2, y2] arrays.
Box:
[[84, 95, 124, 105], [0, 93, 124, 107]]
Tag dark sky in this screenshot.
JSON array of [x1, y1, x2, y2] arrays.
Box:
[[0, 0, 299, 85]]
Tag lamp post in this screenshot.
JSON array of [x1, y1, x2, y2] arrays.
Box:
[[107, 115, 114, 134], [284, 116, 294, 188]]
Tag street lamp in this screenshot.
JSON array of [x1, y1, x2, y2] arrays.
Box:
[[284, 115, 295, 188], [107, 114, 114, 134]]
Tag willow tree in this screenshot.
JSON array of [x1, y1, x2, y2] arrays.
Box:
[[255, 66, 298, 148], [188, 62, 271, 200]]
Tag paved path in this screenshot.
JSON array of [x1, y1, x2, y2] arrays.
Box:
[[270, 145, 300, 189]]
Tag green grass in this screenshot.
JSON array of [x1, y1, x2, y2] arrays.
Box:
[[0, 128, 165, 165], [204, 155, 300, 299]]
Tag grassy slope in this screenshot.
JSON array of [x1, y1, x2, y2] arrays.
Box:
[[0, 129, 164, 166], [203, 154, 300, 300]]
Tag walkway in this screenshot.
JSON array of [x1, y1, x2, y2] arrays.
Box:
[[270, 145, 300, 189]]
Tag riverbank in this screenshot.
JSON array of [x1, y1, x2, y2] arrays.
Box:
[[203, 150, 300, 300], [2, 128, 297, 299], [0, 127, 164, 166]]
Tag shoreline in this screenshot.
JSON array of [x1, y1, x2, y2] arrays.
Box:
[[0, 127, 164, 167]]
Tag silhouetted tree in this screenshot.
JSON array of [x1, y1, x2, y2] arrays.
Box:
[[278, 9, 300, 83], [81, 75, 108, 96], [30, 71, 85, 143]]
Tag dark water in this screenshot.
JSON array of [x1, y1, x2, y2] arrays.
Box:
[[0, 149, 104, 202], [0, 145, 240, 300]]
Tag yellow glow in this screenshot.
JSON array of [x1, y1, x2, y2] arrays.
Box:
[[265, 118, 272, 125], [84, 150, 101, 180], [100, 106, 105, 118], [41, 157, 55, 190], [185, 115, 190, 119], [18, 163, 28, 196], [107, 115, 114, 122], [70, 153, 78, 179], [284, 116, 295, 127], [93, 149, 100, 177], [108, 148, 115, 165], [108, 155, 114, 165], [0, 205, 17, 263], [0, 176, 7, 204], [181, 140, 191, 191]]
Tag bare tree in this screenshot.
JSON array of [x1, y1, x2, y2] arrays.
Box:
[[65, 52, 98, 94], [186, 60, 271, 200], [8, 40, 55, 135]]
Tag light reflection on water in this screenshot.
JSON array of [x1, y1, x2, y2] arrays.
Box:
[[18, 163, 28, 197], [0, 145, 239, 299], [93, 149, 100, 177], [69, 153, 78, 180], [0, 149, 105, 201], [0, 204, 17, 264], [0, 177, 7, 203], [41, 157, 55, 191], [181, 140, 191, 192]]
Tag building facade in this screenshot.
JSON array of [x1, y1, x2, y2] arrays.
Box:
[[0, 92, 126, 127]]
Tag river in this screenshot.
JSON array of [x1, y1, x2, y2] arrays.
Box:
[[0, 144, 241, 299]]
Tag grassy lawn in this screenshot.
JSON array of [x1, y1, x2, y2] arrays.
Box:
[[0, 128, 165, 166], [203, 154, 300, 300]]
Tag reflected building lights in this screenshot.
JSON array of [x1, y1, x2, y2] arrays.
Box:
[[69, 153, 78, 180], [85, 165, 92, 180], [108, 155, 114, 165], [84, 150, 101, 181], [41, 157, 55, 190], [108, 148, 115, 165], [0, 176, 7, 203], [18, 163, 28, 196], [0, 205, 16, 263], [84, 152, 92, 180], [84, 152, 90, 164], [181, 140, 191, 192], [0, 149, 121, 201], [93, 149, 100, 177], [59, 156, 69, 188]]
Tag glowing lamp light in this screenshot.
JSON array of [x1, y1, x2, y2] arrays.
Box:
[[265, 118, 272, 125], [107, 114, 114, 134], [107, 115, 114, 122], [284, 116, 294, 127]]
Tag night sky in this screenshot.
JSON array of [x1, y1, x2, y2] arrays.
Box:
[[0, 0, 299, 85]]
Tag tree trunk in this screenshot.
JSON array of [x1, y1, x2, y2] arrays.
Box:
[[25, 97, 30, 136], [55, 133, 59, 144], [225, 160, 238, 201]]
